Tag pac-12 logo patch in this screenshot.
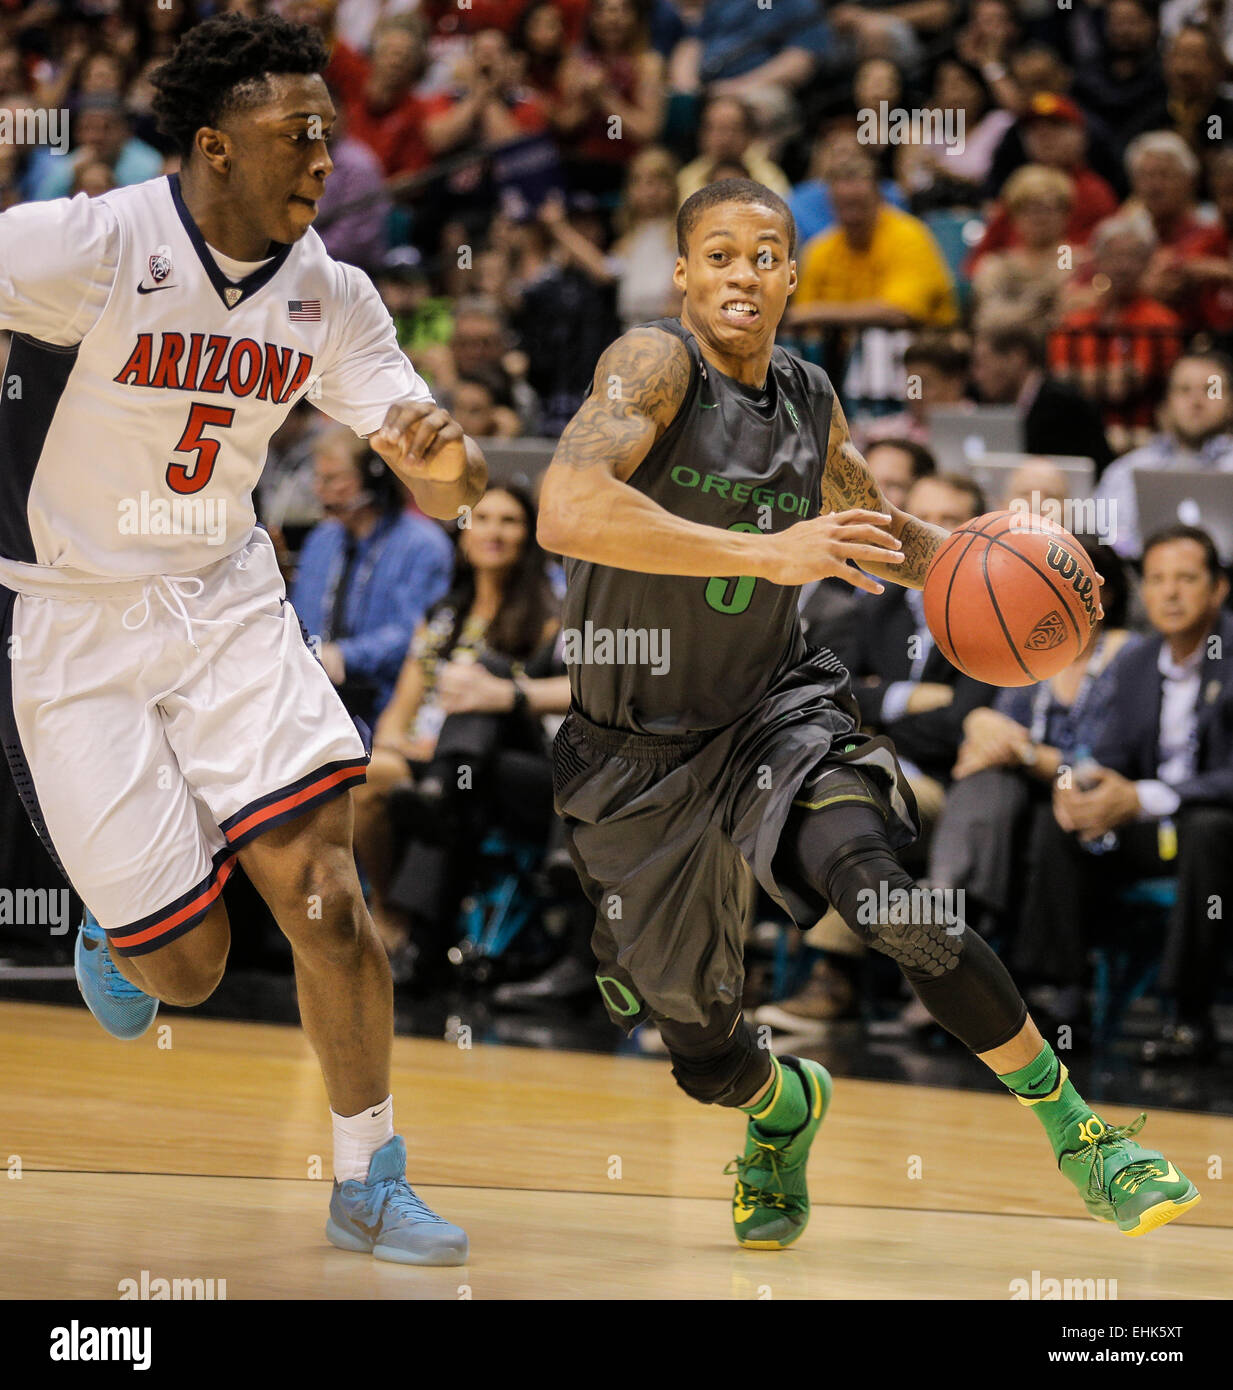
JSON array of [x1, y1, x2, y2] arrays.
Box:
[[1023, 610, 1066, 651], [148, 246, 173, 283]]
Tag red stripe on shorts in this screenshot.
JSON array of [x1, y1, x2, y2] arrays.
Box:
[[109, 854, 236, 950], [224, 762, 367, 844]]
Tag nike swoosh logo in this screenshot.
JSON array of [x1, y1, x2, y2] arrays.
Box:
[[734, 1203, 757, 1223], [350, 1214, 383, 1241], [136, 281, 175, 294], [700, 402, 719, 409], [1160, 1162, 1180, 1183], [82, 936, 100, 951]]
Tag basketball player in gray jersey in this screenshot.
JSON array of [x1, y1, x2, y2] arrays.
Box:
[[539, 179, 1196, 1249]]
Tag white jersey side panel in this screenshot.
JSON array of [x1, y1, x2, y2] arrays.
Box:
[[0, 175, 430, 585]]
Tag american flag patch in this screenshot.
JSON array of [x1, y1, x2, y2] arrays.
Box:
[[288, 300, 322, 321]]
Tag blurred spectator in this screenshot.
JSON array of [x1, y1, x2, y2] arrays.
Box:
[[353, 485, 566, 976], [857, 330, 972, 448], [790, 157, 957, 332], [788, 122, 907, 249], [676, 94, 789, 203], [443, 373, 522, 438], [553, 0, 665, 199], [291, 428, 455, 724], [845, 58, 904, 183], [331, 15, 433, 179], [1071, 0, 1167, 154], [1020, 525, 1233, 1062], [1127, 131, 1230, 331], [826, 0, 956, 72], [970, 314, 1114, 473], [312, 108, 390, 270], [423, 27, 549, 160], [984, 44, 1125, 199], [432, 294, 542, 435], [929, 546, 1132, 944], [897, 58, 1015, 206], [537, 147, 679, 331], [970, 164, 1075, 325], [1050, 210, 1184, 451], [1094, 352, 1233, 559], [30, 94, 162, 200], [69, 155, 116, 199], [1158, 23, 1233, 167], [999, 457, 1071, 515], [256, 400, 327, 565], [504, 212, 620, 434], [1195, 148, 1233, 335], [670, 0, 830, 99], [953, 0, 1019, 73], [800, 436, 938, 649], [513, 0, 572, 112], [1160, 0, 1233, 68], [375, 246, 454, 357], [969, 94, 1119, 272]]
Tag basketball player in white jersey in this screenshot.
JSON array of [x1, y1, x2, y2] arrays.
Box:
[[0, 14, 484, 1265]]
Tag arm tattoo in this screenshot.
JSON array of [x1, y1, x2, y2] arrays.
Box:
[[553, 327, 691, 477], [822, 395, 946, 589]]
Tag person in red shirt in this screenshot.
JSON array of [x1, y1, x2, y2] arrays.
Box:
[[967, 94, 1118, 274], [1050, 210, 1184, 451], [331, 15, 433, 178], [1126, 129, 1230, 331], [422, 27, 549, 159]]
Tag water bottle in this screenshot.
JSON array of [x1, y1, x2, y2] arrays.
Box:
[[1072, 744, 1119, 855]]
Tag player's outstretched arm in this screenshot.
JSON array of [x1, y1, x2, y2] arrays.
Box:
[[369, 401, 487, 520], [538, 328, 903, 588], [822, 396, 946, 590]]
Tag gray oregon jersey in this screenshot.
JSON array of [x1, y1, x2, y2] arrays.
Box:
[[563, 318, 835, 734]]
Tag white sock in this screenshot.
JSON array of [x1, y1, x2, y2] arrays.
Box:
[[331, 1095, 394, 1182]]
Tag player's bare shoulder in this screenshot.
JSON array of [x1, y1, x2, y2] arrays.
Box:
[[554, 326, 692, 482]]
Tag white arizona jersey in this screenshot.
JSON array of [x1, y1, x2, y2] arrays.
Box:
[[0, 174, 431, 589]]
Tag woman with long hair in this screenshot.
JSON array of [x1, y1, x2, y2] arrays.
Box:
[[353, 486, 568, 975]]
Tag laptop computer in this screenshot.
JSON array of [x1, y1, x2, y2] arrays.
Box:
[[1134, 469, 1233, 563], [928, 406, 1023, 470]]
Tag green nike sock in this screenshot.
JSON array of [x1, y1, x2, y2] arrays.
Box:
[[741, 1055, 808, 1137], [997, 1043, 1097, 1161]]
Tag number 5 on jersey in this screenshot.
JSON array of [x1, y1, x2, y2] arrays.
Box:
[[166, 402, 235, 494]]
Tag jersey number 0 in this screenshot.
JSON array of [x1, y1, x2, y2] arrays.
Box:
[[704, 521, 762, 615]]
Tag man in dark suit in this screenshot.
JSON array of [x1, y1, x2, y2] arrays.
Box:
[[971, 315, 1114, 475], [1019, 524, 1233, 1060]]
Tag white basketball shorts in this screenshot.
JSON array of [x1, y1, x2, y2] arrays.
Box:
[[0, 529, 368, 956]]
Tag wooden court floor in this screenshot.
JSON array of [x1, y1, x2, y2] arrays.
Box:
[[1, 1001, 1229, 1300]]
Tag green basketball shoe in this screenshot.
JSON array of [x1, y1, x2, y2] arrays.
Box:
[[725, 1057, 832, 1250], [1059, 1112, 1200, 1236]]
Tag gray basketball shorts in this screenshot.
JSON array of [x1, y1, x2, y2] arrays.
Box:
[[552, 647, 920, 1030]]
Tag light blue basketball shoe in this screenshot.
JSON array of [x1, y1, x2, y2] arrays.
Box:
[[74, 910, 159, 1041], [327, 1136, 469, 1266]]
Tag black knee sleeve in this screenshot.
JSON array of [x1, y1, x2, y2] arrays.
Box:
[[780, 802, 1028, 1054], [659, 1003, 772, 1107]]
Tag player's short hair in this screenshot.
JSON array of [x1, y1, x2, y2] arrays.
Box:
[[151, 13, 329, 159], [676, 178, 797, 259], [978, 318, 1047, 369], [1141, 524, 1224, 582]]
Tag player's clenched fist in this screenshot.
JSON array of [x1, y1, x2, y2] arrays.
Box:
[[370, 400, 467, 483], [755, 509, 904, 593]]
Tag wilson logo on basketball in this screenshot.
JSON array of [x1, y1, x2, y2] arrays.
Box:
[[1023, 610, 1067, 651], [1043, 542, 1099, 627]]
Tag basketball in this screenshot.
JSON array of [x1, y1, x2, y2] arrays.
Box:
[[922, 510, 1100, 687]]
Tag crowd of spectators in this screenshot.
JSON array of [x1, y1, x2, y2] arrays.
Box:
[[1, 0, 1232, 1053]]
